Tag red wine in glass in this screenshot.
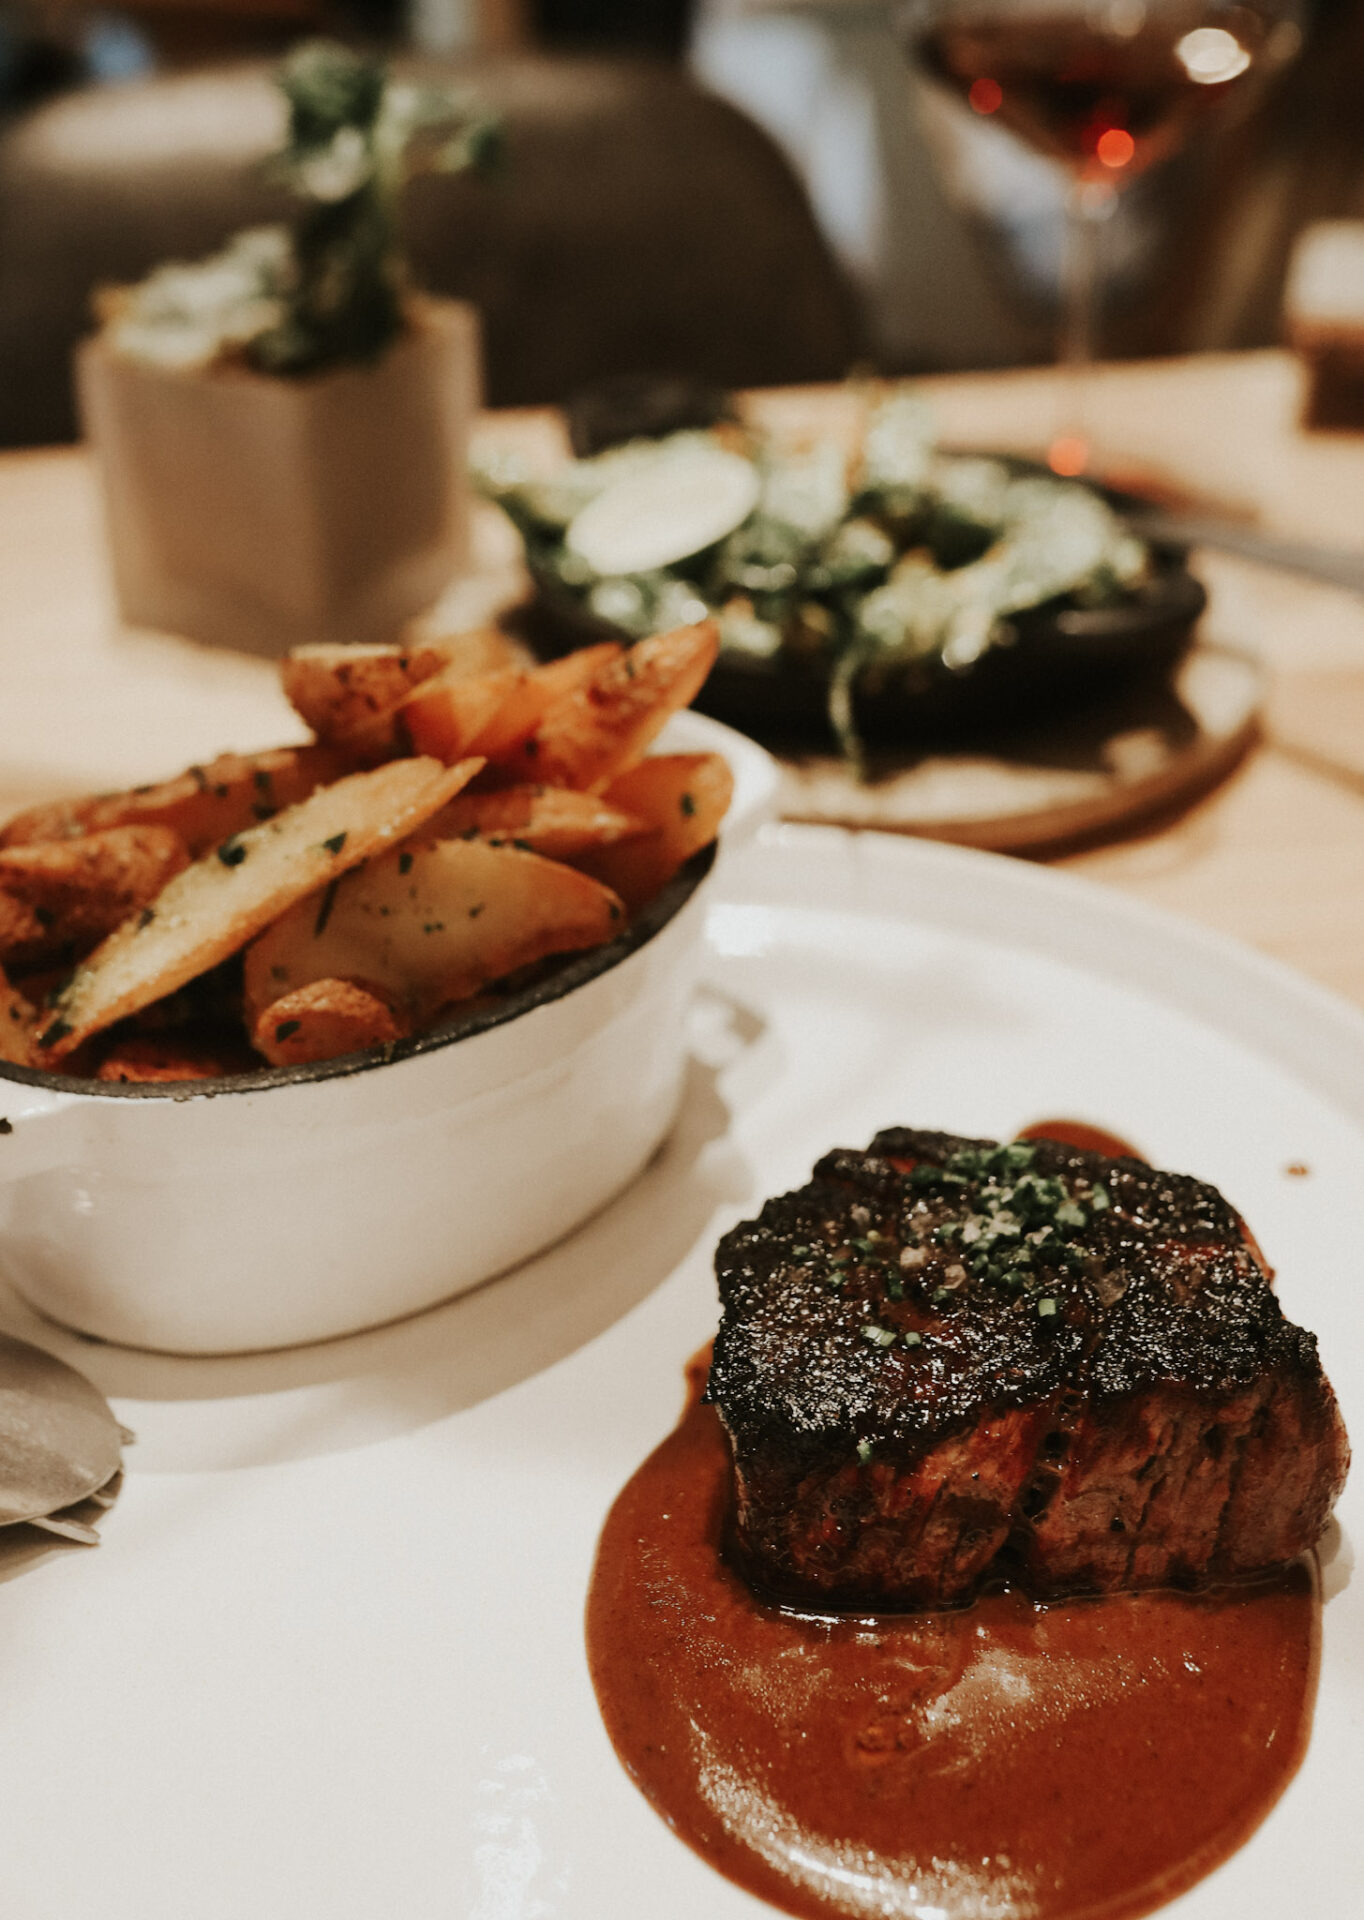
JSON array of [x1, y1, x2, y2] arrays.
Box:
[[918, 5, 1281, 182], [911, 1, 1298, 470]]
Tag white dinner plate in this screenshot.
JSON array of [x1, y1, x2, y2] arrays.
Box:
[[0, 825, 1358, 1920]]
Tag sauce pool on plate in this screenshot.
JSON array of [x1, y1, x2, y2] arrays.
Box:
[[586, 1120, 1322, 1920]]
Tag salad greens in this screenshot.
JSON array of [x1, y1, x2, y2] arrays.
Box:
[[479, 390, 1148, 770]]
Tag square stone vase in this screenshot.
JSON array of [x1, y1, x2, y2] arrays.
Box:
[[76, 297, 480, 658]]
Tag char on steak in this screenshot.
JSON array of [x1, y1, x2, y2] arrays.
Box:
[[707, 1129, 1349, 1609]]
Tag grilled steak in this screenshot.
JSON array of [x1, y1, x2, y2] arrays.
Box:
[[707, 1129, 1350, 1609]]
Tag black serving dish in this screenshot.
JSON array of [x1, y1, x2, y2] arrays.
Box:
[[512, 539, 1205, 755], [502, 408, 1208, 753]]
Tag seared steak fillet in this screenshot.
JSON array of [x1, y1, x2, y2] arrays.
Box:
[[707, 1129, 1349, 1609]]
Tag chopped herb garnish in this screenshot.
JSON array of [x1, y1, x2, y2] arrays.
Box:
[[1089, 1183, 1111, 1212], [253, 769, 273, 793], [860, 1324, 897, 1348], [322, 832, 347, 856], [314, 877, 341, 937], [189, 765, 209, 792], [1037, 1297, 1060, 1318], [39, 1019, 72, 1048], [398, 852, 414, 875], [137, 907, 156, 930], [33, 906, 55, 929], [274, 1019, 302, 1042], [856, 1438, 874, 1464], [901, 1330, 923, 1348], [217, 835, 247, 867], [467, 904, 483, 919], [679, 791, 696, 817]]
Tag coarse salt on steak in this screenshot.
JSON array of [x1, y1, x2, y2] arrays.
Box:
[[707, 1129, 1349, 1609]]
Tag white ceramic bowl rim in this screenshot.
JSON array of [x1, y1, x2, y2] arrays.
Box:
[[0, 842, 715, 1104]]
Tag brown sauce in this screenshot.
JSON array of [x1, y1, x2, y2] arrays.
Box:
[[588, 1371, 1318, 1920], [1017, 1119, 1145, 1160]]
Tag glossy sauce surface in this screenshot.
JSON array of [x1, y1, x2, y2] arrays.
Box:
[[1016, 1118, 1144, 1159], [588, 1376, 1316, 1920]]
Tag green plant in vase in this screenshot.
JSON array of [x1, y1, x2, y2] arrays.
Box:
[[80, 40, 503, 657], [103, 39, 501, 377]]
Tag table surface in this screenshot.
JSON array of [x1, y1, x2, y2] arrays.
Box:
[[3, 348, 1364, 1006]]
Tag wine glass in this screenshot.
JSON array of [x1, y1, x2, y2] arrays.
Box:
[[906, 0, 1303, 474]]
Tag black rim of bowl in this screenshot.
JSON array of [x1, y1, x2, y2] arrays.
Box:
[[0, 843, 716, 1102]]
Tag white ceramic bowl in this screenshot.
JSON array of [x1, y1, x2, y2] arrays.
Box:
[[0, 713, 777, 1355]]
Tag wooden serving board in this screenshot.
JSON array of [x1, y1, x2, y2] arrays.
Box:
[[775, 643, 1262, 854]]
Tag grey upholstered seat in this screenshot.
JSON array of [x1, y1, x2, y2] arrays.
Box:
[[0, 53, 862, 446]]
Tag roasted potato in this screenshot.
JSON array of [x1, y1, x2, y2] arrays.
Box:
[[94, 1035, 257, 1083], [401, 643, 622, 766], [0, 746, 350, 858], [40, 756, 483, 1061], [0, 825, 190, 967], [422, 784, 645, 861], [281, 641, 451, 758], [251, 978, 409, 1067], [244, 837, 625, 1030], [492, 623, 719, 791], [0, 964, 37, 1067], [573, 753, 735, 911]]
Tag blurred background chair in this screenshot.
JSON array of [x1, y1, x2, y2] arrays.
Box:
[[1, 0, 1362, 449], [0, 40, 862, 445]]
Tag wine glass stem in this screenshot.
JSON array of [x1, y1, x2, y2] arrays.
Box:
[[1055, 179, 1114, 471]]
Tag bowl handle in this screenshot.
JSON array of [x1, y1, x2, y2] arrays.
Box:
[[0, 1085, 80, 1181]]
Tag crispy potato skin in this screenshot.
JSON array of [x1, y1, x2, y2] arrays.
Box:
[[282, 642, 451, 758], [0, 746, 350, 859], [400, 646, 623, 767], [422, 784, 645, 860], [243, 838, 625, 1028], [573, 753, 734, 911], [0, 825, 190, 967], [493, 623, 719, 791], [9, 621, 731, 1082], [0, 963, 37, 1067], [40, 757, 483, 1061], [250, 978, 408, 1068], [94, 1036, 256, 1083]]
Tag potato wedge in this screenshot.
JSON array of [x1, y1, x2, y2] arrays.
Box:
[[400, 666, 529, 762], [493, 622, 719, 791], [400, 621, 525, 679], [573, 753, 734, 912], [251, 978, 409, 1068], [95, 1035, 257, 1083], [0, 964, 37, 1067], [0, 745, 350, 858], [401, 644, 624, 767], [39, 756, 483, 1061], [244, 838, 625, 1027], [281, 642, 451, 758], [422, 785, 646, 861], [0, 825, 190, 967]]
